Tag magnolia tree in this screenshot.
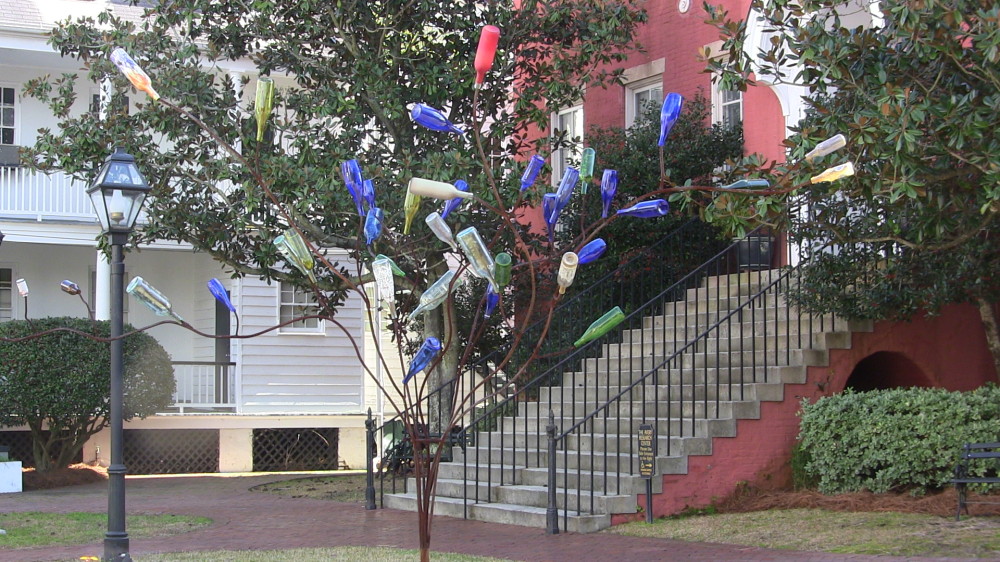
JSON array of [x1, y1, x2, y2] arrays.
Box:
[[667, 0, 1000, 374], [21, 0, 658, 557]]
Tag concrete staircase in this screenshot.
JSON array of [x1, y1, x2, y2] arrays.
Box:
[[383, 270, 872, 532]]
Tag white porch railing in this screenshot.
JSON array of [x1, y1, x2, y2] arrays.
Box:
[[0, 166, 97, 222], [169, 361, 237, 413]]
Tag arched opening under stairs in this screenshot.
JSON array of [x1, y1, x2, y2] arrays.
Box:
[[844, 351, 933, 391]]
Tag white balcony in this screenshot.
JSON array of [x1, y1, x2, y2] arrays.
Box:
[[0, 166, 96, 223], [169, 361, 238, 414]]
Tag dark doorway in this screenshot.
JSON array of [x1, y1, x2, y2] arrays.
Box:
[[845, 351, 932, 391]]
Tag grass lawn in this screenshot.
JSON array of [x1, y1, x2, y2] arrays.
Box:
[[0, 512, 211, 549], [607, 508, 1000, 558]]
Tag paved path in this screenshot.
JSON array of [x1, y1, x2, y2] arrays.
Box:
[[0, 473, 981, 561]]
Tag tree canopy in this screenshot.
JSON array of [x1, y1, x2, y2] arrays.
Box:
[[689, 0, 1000, 373], [22, 0, 649, 410]]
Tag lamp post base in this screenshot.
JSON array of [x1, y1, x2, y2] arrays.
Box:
[[103, 535, 131, 562]]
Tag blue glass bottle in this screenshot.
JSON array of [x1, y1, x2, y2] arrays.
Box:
[[577, 238, 607, 265], [364, 206, 384, 246], [542, 193, 559, 243], [555, 167, 579, 211], [520, 155, 545, 192], [616, 199, 670, 218], [404, 337, 442, 384], [440, 180, 470, 219], [600, 169, 618, 218], [340, 160, 364, 216], [410, 103, 464, 135], [484, 287, 500, 319], [362, 179, 376, 211], [207, 278, 236, 312], [658, 93, 684, 146]]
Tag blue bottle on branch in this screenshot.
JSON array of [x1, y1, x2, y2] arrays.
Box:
[[658, 93, 683, 146], [616, 199, 670, 218], [600, 169, 618, 218], [577, 239, 607, 265], [520, 155, 545, 192], [404, 337, 442, 384], [410, 103, 464, 135]]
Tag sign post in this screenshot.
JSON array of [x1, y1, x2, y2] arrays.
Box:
[[638, 423, 655, 523]]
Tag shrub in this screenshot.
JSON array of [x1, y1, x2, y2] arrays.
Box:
[[0, 317, 175, 471], [798, 386, 1000, 494]]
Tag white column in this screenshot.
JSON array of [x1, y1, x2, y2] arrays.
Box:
[[95, 249, 111, 320]]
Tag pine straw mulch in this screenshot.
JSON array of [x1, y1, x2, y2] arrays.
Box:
[[718, 485, 1000, 518], [21, 463, 108, 490]]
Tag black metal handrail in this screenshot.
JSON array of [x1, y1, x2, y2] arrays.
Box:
[[443, 229, 844, 531], [449, 228, 760, 511], [546, 266, 817, 530]]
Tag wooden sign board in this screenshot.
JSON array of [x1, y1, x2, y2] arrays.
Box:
[[638, 423, 655, 478]]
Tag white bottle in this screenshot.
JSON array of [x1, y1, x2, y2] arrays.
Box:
[[408, 177, 473, 200]]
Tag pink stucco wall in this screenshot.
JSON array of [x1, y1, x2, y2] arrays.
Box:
[[611, 304, 999, 523]]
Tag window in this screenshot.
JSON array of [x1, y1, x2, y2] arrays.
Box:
[[625, 79, 662, 129], [0, 267, 12, 322], [90, 92, 130, 117], [551, 105, 583, 185], [0, 87, 14, 146], [279, 282, 322, 333], [712, 78, 743, 130]]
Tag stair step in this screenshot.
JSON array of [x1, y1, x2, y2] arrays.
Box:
[[453, 448, 690, 475], [606, 330, 856, 358], [561, 364, 806, 387], [523, 398, 761, 420], [641, 313, 864, 333], [520, 466, 664, 495], [664, 293, 788, 315], [425, 478, 637, 514], [383, 492, 612, 533], [581, 348, 828, 371], [474, 431, 714, 456], [541, 382, 785, 403], [500, 415, 738, 438]]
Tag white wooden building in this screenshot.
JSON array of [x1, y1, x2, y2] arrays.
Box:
[[0, 0, 398, 473]]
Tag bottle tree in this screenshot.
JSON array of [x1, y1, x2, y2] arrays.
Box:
[[22, 0, 651, 558]]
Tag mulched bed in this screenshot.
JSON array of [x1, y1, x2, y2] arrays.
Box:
[[719, 485, 1000, 517], [21, 463, 108, 490]]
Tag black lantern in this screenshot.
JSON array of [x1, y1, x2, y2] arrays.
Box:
[[87, 147, 150, 234]]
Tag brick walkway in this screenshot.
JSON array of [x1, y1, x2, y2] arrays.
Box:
[[0, 473, 977, 561]]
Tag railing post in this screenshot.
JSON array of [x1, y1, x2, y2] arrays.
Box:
[[546, 411, 559, 535], [365, 408, 377, 510]]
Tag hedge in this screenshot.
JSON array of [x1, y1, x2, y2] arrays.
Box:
[[798, 386, 1000, 494]]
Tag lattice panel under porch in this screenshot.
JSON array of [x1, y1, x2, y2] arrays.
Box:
[[124, 429, 219, 474], [252, 428, 340, 472]]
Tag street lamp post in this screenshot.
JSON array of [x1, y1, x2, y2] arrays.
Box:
[[87, 147, 150, 562]]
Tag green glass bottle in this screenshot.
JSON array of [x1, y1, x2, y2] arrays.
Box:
[[574, 306, 625, 347]]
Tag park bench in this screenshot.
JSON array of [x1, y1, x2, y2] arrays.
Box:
[[951, 442, 1000, 520]]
